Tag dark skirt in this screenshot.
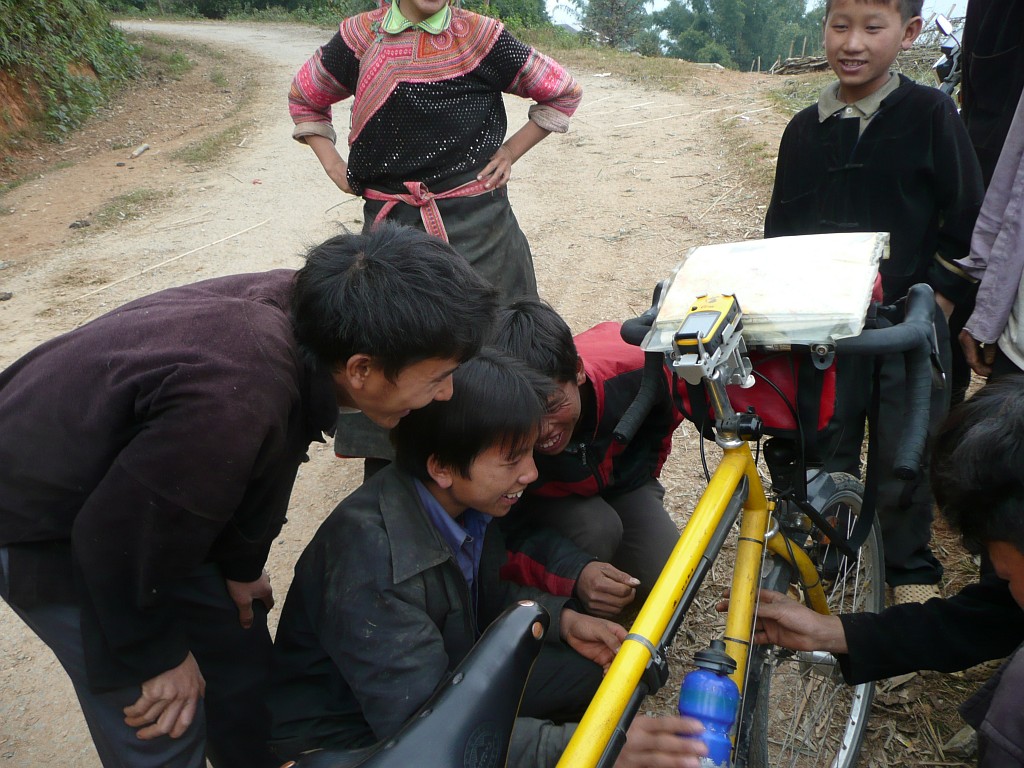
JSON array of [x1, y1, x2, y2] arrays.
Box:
[[361, 176, 538, 305]]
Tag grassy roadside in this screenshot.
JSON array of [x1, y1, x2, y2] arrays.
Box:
[[1, 32, 258, 229], [92, 187, 173, 229], [119, 33, 259, 170]]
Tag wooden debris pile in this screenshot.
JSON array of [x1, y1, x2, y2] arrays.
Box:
[[769, 56, 830, 75]]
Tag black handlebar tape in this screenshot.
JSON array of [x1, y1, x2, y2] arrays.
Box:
[[892, 284, 935, 480], [613, 350, 664, 444], [620, 306, 658, 347], [834, 283, 935, 481], [894, 334, 932, 481]]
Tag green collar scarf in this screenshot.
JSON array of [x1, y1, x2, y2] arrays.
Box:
[[382, 1, 452, 34]]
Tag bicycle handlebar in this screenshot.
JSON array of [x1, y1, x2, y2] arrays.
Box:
[[834, 283, 936, 480], [614, 306, 662, 444], [620, 307, 656, 347], [614, 283, 938, 481]]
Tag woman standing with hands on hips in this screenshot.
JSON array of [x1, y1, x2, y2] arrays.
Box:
[[289, 0, 583, 304]]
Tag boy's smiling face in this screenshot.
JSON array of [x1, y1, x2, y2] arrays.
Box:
[[823, 0, 922, 103], [536, 369, 587, 456], [429, 437, 540, 518]]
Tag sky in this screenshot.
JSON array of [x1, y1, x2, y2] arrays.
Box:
[[546, 0, 962, 31]]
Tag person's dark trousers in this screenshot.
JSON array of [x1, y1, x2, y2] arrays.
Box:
[[0, 553, 276, 768], [518, 643, 604, 723], [512, 479, 679, 604], [989, 348, 1024, 379], [948, 301, 974, 406], [820, 302, 951, 587], [165, 567, 278, 768]]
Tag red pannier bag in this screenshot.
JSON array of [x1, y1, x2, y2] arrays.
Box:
[[677, 348, 837, 442]]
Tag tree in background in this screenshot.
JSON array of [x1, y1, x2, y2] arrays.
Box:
[[463, 0, 550, 27], [653, 0, 824, 68], [582, 0, 649, 48], [556, 0, 650, 48]]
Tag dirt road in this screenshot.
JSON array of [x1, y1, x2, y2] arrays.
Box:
[[0, 20, 783, 764]]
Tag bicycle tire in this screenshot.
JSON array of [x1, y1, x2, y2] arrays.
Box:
[[737, 473, 883, 768]]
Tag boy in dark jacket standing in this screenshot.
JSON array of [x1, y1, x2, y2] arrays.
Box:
[[764, 0, 985, 603]]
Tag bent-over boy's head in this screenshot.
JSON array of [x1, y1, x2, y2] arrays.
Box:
[[393, 349, 555, 518], [489, 299, 587, 457], [292, 222, 498, 428], [932, 375, 1024, 607], [822, 0, 923, 104]]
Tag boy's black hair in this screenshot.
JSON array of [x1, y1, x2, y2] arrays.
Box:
[[489, 298, 580, 384], [393, 349, 555, 483], [824, 0, 923, 22], [291, 222, 498, 379], [931, 375, 1024, 555]]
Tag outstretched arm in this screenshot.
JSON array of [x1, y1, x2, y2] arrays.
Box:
[[718, 589, 848, 653]]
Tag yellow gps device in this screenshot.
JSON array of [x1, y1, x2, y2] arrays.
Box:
[[673, 294, 740, 354]]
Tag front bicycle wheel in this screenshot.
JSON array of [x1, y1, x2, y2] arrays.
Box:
[[737, 473, 883, 768]]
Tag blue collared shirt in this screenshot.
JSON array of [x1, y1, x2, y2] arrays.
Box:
[[415, 480, 490, 605]]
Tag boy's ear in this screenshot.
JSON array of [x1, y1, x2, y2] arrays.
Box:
[[575, 357, 586, 386], [901, 16, 923, 49], [338, 353, 375, 391], [330, 354, 375, 408], [427, 455, 454, 489]]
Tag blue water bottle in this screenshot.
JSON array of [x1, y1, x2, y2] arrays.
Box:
[[678, 639, 740, 768]]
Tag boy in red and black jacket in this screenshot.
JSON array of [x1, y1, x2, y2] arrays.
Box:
[[491, 299, 683, 610]]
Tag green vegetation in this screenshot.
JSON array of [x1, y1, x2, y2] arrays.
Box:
[[137, 40, 196, 78], [173, 120, 252, 165], [210, 68, 229, 87], [92, 187, 172, 228], [764, 71, 833, 115], [651, 0, 826, 70], [0, 0, 140, 140]]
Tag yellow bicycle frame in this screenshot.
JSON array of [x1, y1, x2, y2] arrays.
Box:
[[556, 440, 829, 768]]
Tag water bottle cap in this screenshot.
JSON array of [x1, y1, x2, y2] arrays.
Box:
[[693, 639, 738, 675]]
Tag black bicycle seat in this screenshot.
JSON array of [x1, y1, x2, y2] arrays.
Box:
[[283, 600, 549, 768]]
